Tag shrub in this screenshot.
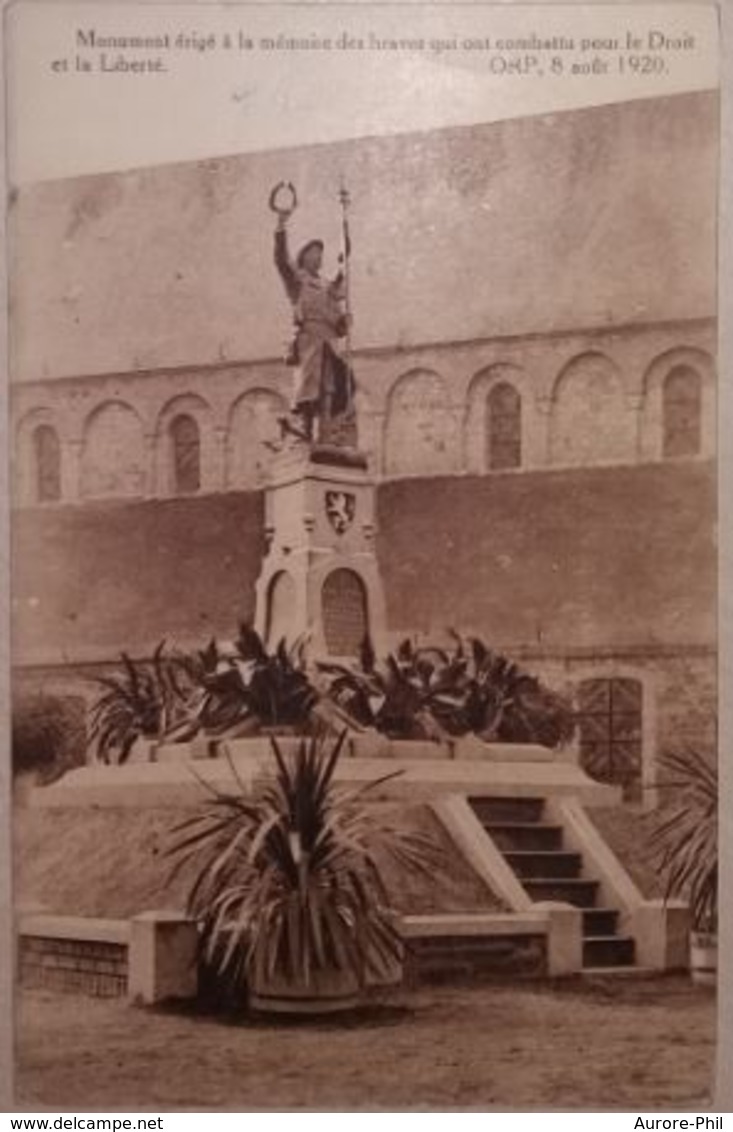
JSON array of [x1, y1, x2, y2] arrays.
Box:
[[649, 747, 718, 932], [12, 692, 87, 779], [177, 624, 320, 738], [318, 634, 574, 747], [88, 643, 196, 764]]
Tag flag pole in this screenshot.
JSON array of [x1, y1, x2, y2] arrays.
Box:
[[338, 180, 352, 378]]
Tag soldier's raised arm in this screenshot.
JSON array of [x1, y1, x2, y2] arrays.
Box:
[[274, 218, 300, 304]]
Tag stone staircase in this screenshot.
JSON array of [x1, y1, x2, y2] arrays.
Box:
[[469, 795, 636, 971]]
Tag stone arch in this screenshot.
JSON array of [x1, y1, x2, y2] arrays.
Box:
[[549, 351, 631, 466], [14, 407, 63, 505], [227, 387, 287, 488], [464, 364, 524, 473], [639, 347, 715, 461], [81, 400, 146, 499], [321, 568, 369, 657], [383, 368, 456, 477], [155, 393, 213, 495]]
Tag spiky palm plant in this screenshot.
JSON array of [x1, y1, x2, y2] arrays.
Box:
[[318, 634, 574, 748], [89, 642, 193, 764], [166, 731, 436, 998], [650, 748, 718, 932], [318, 637, 463, 741], [179, 624, 320, 738]]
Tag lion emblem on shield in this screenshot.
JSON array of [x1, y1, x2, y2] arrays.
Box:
[[325, 490, 356, 535]]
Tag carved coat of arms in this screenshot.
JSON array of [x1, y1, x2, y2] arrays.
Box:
[[325, 490, 356, 534]]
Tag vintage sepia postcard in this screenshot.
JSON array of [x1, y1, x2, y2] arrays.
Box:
[[2, 0, 726, 1113]]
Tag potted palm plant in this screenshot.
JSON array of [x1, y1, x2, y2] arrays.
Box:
[[166, 730, 436, 1014], [651, 747, 718, 985]]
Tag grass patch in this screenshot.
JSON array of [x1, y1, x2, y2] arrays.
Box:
[[13, 802, 502, 919]]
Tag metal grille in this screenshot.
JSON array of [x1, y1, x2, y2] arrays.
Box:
[[487, 382, 521, 470], [577, 678, 643, 800], [322, 569, 368, 657], [663, 366, 701, 458]]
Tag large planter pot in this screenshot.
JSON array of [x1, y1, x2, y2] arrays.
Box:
[[248, 966, 361, 1015], [690, 930, 717, 986]]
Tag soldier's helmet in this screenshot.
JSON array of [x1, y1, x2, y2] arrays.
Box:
[[296, 239, 324, 268]]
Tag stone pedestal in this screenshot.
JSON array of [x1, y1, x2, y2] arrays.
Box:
[[254, 445, 388, 657], [128, 911, 198, 1004]]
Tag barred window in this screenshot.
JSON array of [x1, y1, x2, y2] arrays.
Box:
[[170, 414, 200, 494], [487, 382, 521, 470], [577, 678, 643, 801], [33, 424, 61, 503], [662, 366, 701, 458]]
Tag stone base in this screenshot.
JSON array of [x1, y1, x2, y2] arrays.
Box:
[[254, 445, 387, 655], [28, 746, 620, 809], [309, 444, 368, 470]]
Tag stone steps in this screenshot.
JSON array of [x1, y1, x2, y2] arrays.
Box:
[[523, 878, 600, 907], [582, 908, 620, 937], [487, 822, 565, 852], [583, 935, 636, 968], [471, 794, 636, 972], [469, 796, 545, 824], [504, 850, 583, 879]]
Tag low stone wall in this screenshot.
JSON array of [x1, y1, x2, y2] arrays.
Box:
[[17, 909, 571, 1000], [17, 913, 199, 1003]]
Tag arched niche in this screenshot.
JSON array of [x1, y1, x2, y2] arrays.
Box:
[[639, 347, 715, 462], [14, 408, 63, 505], [170, 414, 201, 494], [155, 393, 213, 495], [81, 400, 146, 499], [383, 368, 456, 478], [227, 388, 287, 489], [549, 352, 631, 467], [322, 568, 369, 657], [464, 364, 524, 473], [266, 570, 297, 648]]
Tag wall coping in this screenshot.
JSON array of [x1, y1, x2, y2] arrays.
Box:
[[400, 912, 547, 938], [11, 315, 715, 394], [18, 913, 130, 944], [11, 638, 717, 673]]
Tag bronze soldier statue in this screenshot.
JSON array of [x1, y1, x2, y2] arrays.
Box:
[[270, 182, 355, 445]]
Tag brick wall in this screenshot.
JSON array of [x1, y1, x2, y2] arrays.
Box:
[[12, 460, 714, 664], [20, 936, 128, 997], [404, 933, 546, 982], [376, 460, 715, 652], [13, 491, 265, 661]]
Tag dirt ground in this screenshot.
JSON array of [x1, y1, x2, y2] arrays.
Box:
[[15, 976, 715, 1111]]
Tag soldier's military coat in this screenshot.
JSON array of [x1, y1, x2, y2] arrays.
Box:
[[274, 224, 354, 417]]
